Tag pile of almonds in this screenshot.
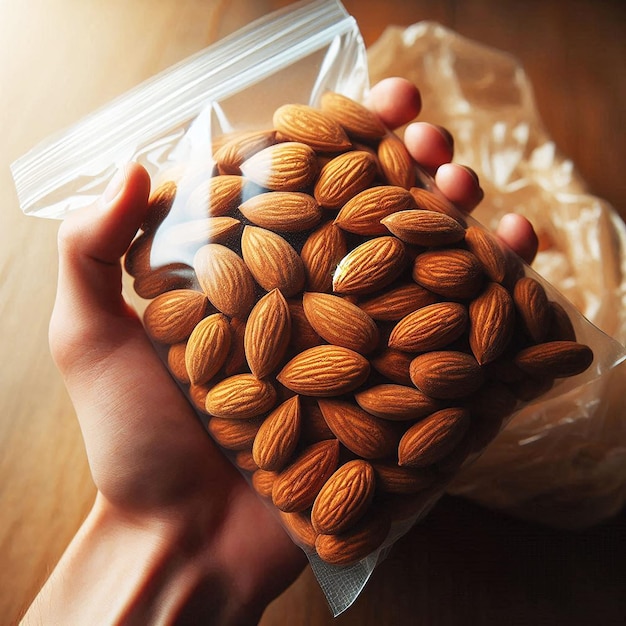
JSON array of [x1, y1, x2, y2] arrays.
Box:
[[124, 92, 594, 566]]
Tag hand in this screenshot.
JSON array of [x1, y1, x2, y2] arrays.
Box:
[[25, 78, 538, 625]]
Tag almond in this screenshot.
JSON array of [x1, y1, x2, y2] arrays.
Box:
[[272, 439, 340, 512], [464, 225, 508, 284], [205, 373, 277, 419], [302, 292, 379, 354], [239, 191, 322, 232], [317, 398, 399, 459], [213, 129, 277, 175], [223, 317, 248, 377], [354, 384, 441, 421], [409, 187, 467, 226], [277, 345, 370, 396], [252, 395, 301, 471], [319, 91, 386, 141], [300, 398, 335, 444], [333, 236, 407, 295], [398, 407, 471, 468], [373, 463, 437, 495], [143, 289, 208, 344], [158, 217, 241, 259], [142, 180, 176, 232], [412, 249, 484, 300], [311, 459, 375, 534], [409, 351, 485, 399], [167, 342, 190, 384], [207, 416, 263, 451], [240, 226, 305, 297], [315, 509, 390, 566], [273, 103, 352, 152], [369, 348, 414, 386], [194, 243, 256, 318], [184, 175, 244, 218], [513, 276, 551, 343], [469, 282, 515, 365], [234, 450, 259, 473], [189, 383, 211, 414], [279, 510, 317, 550], [381, 209, 466, 247], [286, 300, 323, 354], [244, 288, 291, 379], [300, 221, 348, 293], [124, 232, 154, 277], [377, 132, 416, 189], [133, 263, 197, 300], [547, 300, 577, 342], [314, 150, 378, 209], [334, 186, 415, 236], [388, 302, 468, 353], [358, 282, 439, 321], [240, 141, 319, 191], [514, 340, 593, 379], [252, 468, 279, 499], [185, 313, 232, 385]]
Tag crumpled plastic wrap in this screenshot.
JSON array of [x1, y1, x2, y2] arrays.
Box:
[[368, 22, 626, 529]]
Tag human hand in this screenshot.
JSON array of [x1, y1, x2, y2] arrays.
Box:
[[25, 78, 538, 625]]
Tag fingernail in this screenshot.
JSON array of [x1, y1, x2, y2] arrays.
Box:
[[101, 167, 126, 207]]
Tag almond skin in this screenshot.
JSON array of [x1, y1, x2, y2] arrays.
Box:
[[317, 398, 399, 460], [143, 289, 208, 344], [279, 511, 317, 550], [311, 459, 375, 534], [184, 175, 244, 218], [412, 249, 484, 300], [409, 187, 467, 226], [252, 395, 301, 471], [241, 226, 305, 297], [167, 343, 190, 384], [369, 348, 414, 386], [514, 340, 593, 379], [354, 384, 441, 421], [194, 243, 256, 319], [314, 150, 378, 210], [319, 91, 387, 141], [464, 225, 508, 284], [388, 302, 468, 353], [409, 351, 485, 399], [398, 407, 471, 468], [185, 313, 232, 385], [142, 180, 176, 232], [133, 263, 197, 300], [244, 288, 291, 379], [334, 186, 416, 236], [277, 345, 370, 397], [272, 439, 340, 512], [381, 209, 466, 247], [239, 191, 322, 232], [207, 416, 263, 451], [213, 129, 277, 174], [333, 236, 407, 295], [513, 276, 552, 343], [205, 374, 277, 419], [377, 132, 416, 189], [240, 141, 319, 191], [469, 282, 515, 365], [300, 221, 348, 293], [273, 103, 352, 152], [302, 292, 379, 355], [358, 283, 439, 322], [286, 300, 323, 354], [373, 463, 437, 495], [252, 469, 279, 499]]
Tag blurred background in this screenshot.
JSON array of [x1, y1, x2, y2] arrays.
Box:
[[1, 1, 625, 624]]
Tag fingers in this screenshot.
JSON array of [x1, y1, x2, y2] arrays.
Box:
[[366, 77, 422, 129], [434, 163, 484, 214], [403, 122, 454, 174], [495, 213, 538, 265]]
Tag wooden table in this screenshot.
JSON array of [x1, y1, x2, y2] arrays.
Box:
[[1, 1, 624, 624]]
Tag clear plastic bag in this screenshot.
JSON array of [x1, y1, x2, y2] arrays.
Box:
[[12, 0, 626, 615]]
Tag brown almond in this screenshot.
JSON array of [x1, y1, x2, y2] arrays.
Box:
[[300, 398, 335, 444], [300, 221, 348, 293], [252, 468, 279, 499], [133, 263, 197, 300], [239, 191, 322, 232], [184, 175, 244, 218], [302, 292, 379, 355], [373, 463, 437, 495], [234, 450, 259, 473], [143, 289, 208, 344], [244, 288, 291, 379], [513, 276, 551, 343], [377, 132, 416, 189], [464, 225, 508, 284], [142, 180, 176, 232], [547, 301, 577, 342], [252, 395, 301, 472], [333, 236, 407, 296], [185, 313, 232, 385], [317, 398, 399, 460], [334, 186, 416, 236], [207, 416, 263, 451], [469, 282, 515, 365], [354, 384, 441, 421], [277, 345, 370, 397], [223, 317, 248, 377], [409, 187, 467, 226], [286, 300, 323, 354], [124, 231, 154, 277], [167, 342, 190, 384], [381, 209, 466, 247], [314, 151, 378, 209], [358, 282, 439, 321], [369, 348, 414, 386], [272, 439, 340, 512], [412, 249, 484, 300], [311, 460, 375, 534], [398, 407, 471, 468], [273, 103, 352, 152], [388, 302, 468, 353], [241, 226, 305, 297], [214, 129, 277, 175], [279, 511, 317, 550], [194, 243, 256, 319], [319, 91, 387, 141], [514, 340, 594, 379], [409, 351, 485, 399], [205, 374, 277, 419]]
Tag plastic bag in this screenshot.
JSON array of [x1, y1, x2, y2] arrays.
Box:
[[11, 0, 626, 615], [367, 22, 626, 529]]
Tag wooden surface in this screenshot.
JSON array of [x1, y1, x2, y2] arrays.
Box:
[[1, 1, 625, 624]]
